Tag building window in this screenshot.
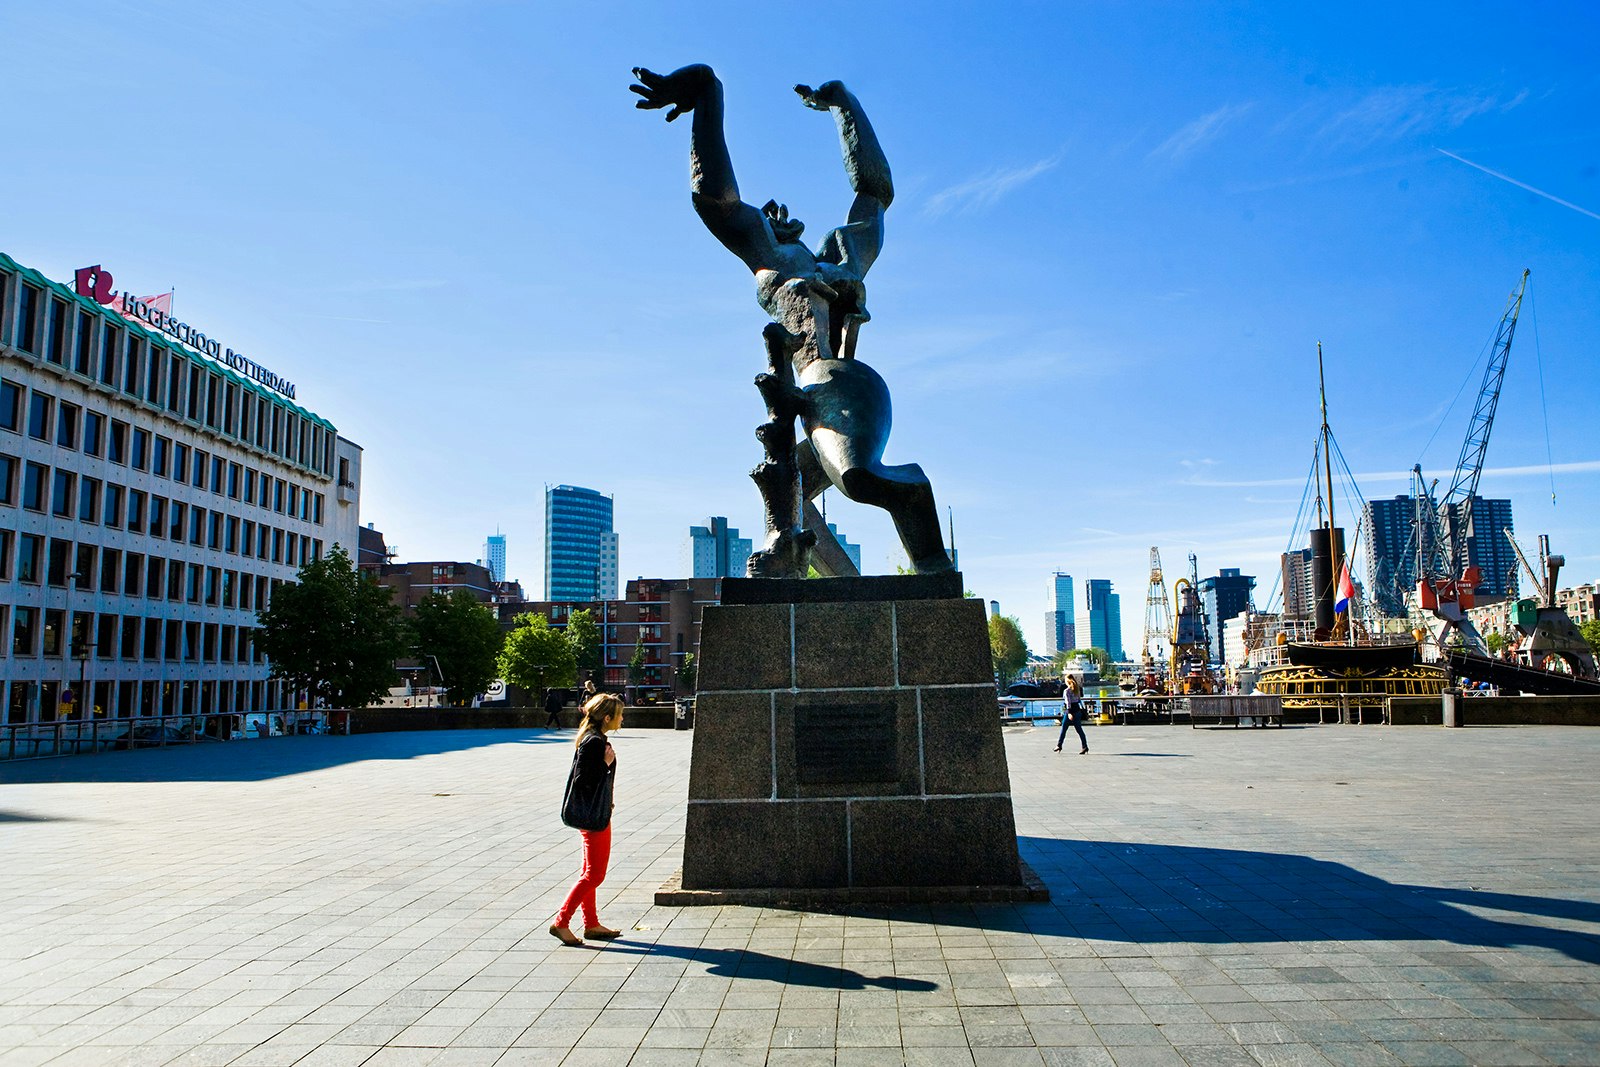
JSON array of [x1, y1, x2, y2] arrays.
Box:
[[131, 428, 149, 471], [186, 367, 202, 421], [74, 544, 97, 590], [56, 402, 78, 448], [147, 346, 166, 405], [0, 379, 20, 432], [124, 552, 143, 597], [27, 392, 52, 439], [100, 324, 121, 386], [148, 496, 166, 537], [143, 617, 161, 660], [42, 609, 64, 657], [51, 469, 75, 517], [205, 375, 221, 429], [243, 468, 256, 504], [173, 442, 188, 483], [127, 490, 146, 533], [100, 548, 120, 593], [0, 453, 15, 505], [152, 436, 169, 477], [83, 411, 103, 456], [169, 501, 186, 541], [23, 462, 47, 511], [74, 311, 94, 375], [167, 358, 184, 413], [45, 298, 68, 365], [189, 506, 204, 546], [108, 420, 128, 464], [12, 606, 35, 656], [146, 557, 164, 600], [0, 529, 10, 579], [78, 477, 101, 523], [208, 511, 222, 550], [166, 562, 183, 601], [193, 450, 207, 489], [15, 283, 40, 353], [47, 539, 71, 586], [121, 617, 140, 660], [123, 338, 142, 395], [18, 534, 42, 583]]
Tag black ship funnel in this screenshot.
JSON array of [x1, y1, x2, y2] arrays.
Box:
[[1311, 526, 1346, 638]]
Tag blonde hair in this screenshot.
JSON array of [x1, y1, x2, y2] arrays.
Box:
[[575, 693, 625, 746]]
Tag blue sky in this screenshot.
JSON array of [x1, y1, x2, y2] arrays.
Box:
[[5, 1, 1597, 654]]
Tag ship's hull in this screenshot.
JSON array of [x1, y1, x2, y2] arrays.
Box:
[[1256, 642, 1447, 710]]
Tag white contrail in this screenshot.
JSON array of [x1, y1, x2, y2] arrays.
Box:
[[1438, 149, 1600, 221]]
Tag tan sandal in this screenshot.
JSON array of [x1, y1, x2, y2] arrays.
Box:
[[584, 924, 622, 940], [548, 924, 582, 946]]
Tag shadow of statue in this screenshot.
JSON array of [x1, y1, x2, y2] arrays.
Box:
[[591, 939, 939, 992]]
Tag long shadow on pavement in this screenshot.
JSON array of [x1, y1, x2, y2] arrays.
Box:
[[1016, 836, 1600, 966], [0, 728, 573, 785], [596, 940, 939, 991]]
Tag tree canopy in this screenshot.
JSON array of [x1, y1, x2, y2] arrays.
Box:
[[1066, 647, 1116, 678], [498, 613, 577, 694], [988, 614, 1029, 686], [566, 608, 602, 680], [1581, 619, 1600, 657], [254, 544, 407, 709], [411, 590, 505, 706]]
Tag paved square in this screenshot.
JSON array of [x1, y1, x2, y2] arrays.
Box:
[[4, 722, 1600, 1066]]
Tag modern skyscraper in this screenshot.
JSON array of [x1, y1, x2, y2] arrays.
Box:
[[1364, 494, 1515, 615], [1081, 579, 1125, 661], [484, 531, 506, 583], [825, 523, 862, 572], [545, 485, 616, 601], [1043, 572, 1075, 656], [686, 516, 752, 579], [1198, 568, 1255, 664]]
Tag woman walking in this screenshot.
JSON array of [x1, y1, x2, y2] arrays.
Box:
[[550, 693, 625, 946], [1055, 675, 1088, 754]]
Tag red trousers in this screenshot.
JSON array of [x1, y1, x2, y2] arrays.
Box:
[[556, 825, 611, 928]]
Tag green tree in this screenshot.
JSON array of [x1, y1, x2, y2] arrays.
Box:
[[989, 614, 1029, 687], [628, 634, 648, 699], [1485, 631, 1505, 655], [411, 590, 505, 706], [566, 608, 602, 681], [1581, 619, 1600, 657], [677, 652, 697, 693], [498, 613, 577, 695], [254, 544, 407, 709]]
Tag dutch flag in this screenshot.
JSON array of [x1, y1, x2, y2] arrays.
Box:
[[1334, 561, 1355, 615]]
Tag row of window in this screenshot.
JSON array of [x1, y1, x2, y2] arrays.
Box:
[[0, 380, 327, 523], [5, 678, 289, 726], [4, 604, 261, 667], [2, 270, 332, 477], [1, 460, 324, 566], [0, 532, 293, 612]]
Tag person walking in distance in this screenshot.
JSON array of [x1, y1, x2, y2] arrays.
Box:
[[544, 686, 565, 729], [1055, 675, 1088, 754], [550, 694, 626, 946]]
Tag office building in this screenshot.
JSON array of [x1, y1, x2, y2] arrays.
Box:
[[484, 532, 506, 583], [1198, 568, 1255, 664], [1, 252, 360, 726], [825, 523, 862, 572], [375, 560, 497, 614], [686, 516, 752, 579], [498, 577, 721, 701], [545, 484, 616, 601], [1281, 548, 1313, 618], [1043, 571, 1075, 656], [1081, 579, 1124, 661], [1364, 494, 1515, 615]]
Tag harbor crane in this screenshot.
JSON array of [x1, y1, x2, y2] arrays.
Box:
[[1138, 547, 1173, 693]]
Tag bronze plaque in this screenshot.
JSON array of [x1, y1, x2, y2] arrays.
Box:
[[794, 703, 898, 785]]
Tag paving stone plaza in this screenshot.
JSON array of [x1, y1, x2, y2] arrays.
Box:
[[4, 723, 1600, 1067]]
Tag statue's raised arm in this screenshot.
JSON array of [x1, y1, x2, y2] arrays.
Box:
[[631, 65, 780, 274], [795, 80, 893, 277]]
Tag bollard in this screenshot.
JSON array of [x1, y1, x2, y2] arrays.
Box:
[[1442, 688, 1465, 728]]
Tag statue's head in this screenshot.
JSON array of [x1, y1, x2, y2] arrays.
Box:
[[762, 200, 806, 244]]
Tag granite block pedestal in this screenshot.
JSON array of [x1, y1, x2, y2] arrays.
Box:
[[656, 573, 1047, 905]]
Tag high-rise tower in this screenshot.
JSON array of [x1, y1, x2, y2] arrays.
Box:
[[545, 485, 617, 600], [1044, 572, 1075, 656]]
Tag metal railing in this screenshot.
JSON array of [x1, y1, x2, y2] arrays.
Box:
[[1, 715, 222, 761]]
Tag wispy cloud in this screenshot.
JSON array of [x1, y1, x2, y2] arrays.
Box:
[[1312, 86, 1527, 150], [1438, 149, 1600, 221], [923, 150, 1065, 217], [326, 278, 451, 294], [1148, 103, 1253, 163], [1182, 459, 1600, 489]]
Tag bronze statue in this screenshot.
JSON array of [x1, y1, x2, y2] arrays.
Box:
[[631, 64, 954, 577]]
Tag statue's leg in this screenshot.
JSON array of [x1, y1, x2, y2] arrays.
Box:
[[746, 324, 814, 578], [819, 451, 953, 574]]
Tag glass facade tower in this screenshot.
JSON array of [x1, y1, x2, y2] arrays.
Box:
[[545, 485, 615, 600]]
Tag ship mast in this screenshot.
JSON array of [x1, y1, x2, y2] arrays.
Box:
[[1317, 343, 1346, 639]]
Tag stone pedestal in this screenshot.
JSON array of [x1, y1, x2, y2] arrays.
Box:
[[657, 573, 1045, 905]]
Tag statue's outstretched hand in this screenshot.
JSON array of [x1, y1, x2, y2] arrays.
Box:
[[630, 65, 713, 122], [795, 81, 848, 111]]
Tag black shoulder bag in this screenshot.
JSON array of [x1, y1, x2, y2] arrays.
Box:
[[560, 736, 614, 831]]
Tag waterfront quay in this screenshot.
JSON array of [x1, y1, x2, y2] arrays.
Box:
[[3, 724, 1599, 1066]]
